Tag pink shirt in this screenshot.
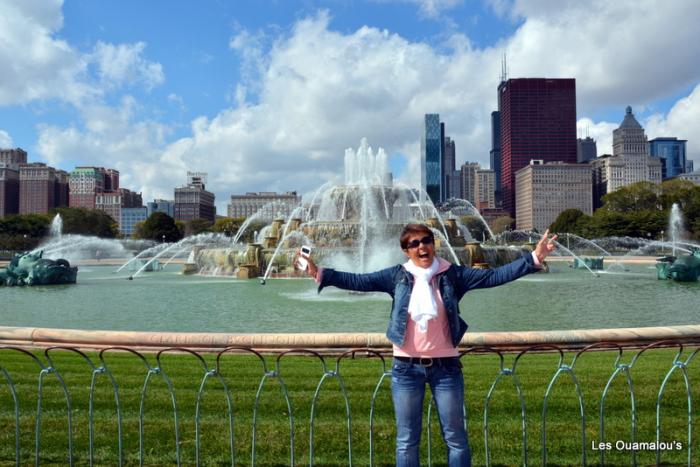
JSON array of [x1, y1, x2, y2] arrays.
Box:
[[393, 257, 459, 358]]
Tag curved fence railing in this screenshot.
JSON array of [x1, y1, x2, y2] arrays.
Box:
[[1, 325, 699, 466]]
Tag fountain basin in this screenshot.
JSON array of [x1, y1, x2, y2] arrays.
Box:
[[3, 261, 699, 334]]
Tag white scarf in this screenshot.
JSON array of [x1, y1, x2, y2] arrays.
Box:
[[403, 258, 440, 333]]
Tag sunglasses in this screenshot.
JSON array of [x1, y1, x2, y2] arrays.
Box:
[[405, 235, 434, 249]]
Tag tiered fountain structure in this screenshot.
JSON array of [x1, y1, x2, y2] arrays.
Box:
[[188, 139, 525, 280]]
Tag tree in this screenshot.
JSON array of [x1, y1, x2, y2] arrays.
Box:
[[659, 179, 698, 210], [490, 216, 514, 235], [550, 209, 586, 234], [692, 218, 700, 241], [184, 218, 213, 237], [0, 213, 51, 238], [660, 179, 700, 235], [52, 207, 118, 237], [588, 209, 631, 237], [212, 217, 246, 237], [175, 220, 185, 238], [592, 179, 700, 239], [0, 213, 52, 251], [601, 181, 660, 212], [134, 212, 182, 242]]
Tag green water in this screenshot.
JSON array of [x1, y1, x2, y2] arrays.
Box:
[[1, 263, 699, 333]]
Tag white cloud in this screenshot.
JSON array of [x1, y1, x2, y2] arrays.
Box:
[[576, 118, 616, 156], [505, 0, 700, 112], [0, 130, 13, 147], [484, 0, 515, 19], [373, 0, 463, 19], [229, 27, 270, 97], [412, 0, 463, 18], [37, 97, 174, 198], [28, 1, 700, 213], [90, 41, 164, 91], [0, 1, 163, 106], [0, 0, 91, 105], [644, 83, 700, 163], [167, 93, 186, 112]]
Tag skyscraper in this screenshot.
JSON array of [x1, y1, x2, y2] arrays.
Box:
[[612, 106, 661, 185], [421, 114, 442, 204], [590, 107, 662, 207], [0, 166, 19, 217], [515, 160, 592, 232], [499, 78, 577, 216], [20, 163, 56, 214], [174, 172, 216, 223], [442, 136, 460, 200], [489, 111, 502, 206], [475, 169, 496, 210], [54, 170, 69, 209], [460, 162, 481, 205], [649, 137, 687, 179], [69, 167, 107, 209], [577, 137, 597, 163], [147, 199, 175, 218], [0, 148, 27, 169]]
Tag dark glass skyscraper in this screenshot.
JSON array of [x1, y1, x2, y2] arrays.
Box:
[[499, 78, 577, 215], [421, 114, 442, 204], [649, 137, 687, 179]]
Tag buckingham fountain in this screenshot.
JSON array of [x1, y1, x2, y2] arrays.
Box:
[[188, 138, 524, 281]]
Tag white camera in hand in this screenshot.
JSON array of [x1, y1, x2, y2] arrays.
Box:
[[297, 245, 311, 271]]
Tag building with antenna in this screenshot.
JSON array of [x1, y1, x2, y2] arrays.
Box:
[[174, 172, 216, 223], [577, 136, 597, 163], [489, 110, 502, 206], [498, 77, 578, 216]]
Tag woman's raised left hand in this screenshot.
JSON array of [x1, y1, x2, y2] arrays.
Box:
[[534, 228, 558, 263]]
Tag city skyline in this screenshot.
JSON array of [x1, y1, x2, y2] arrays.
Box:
[[1, 0, 699, 214]]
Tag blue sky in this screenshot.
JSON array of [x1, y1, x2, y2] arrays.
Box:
[[1, 0, 699, 214]]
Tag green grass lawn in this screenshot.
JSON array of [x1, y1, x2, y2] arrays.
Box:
[[0, 346, 698, 466]]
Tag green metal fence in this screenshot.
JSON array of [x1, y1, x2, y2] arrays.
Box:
[[1, 337, 699, 466]]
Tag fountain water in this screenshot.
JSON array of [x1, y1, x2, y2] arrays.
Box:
[[440, 198, 495, 241], [192, 139, 528, 279], [669, 203, 686, 257], [493, 230, 602, 276], [49, 214, 63, 237], [35, 234, 133, 264]]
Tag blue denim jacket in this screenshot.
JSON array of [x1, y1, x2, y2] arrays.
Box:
[[318, 253, 538, 347]]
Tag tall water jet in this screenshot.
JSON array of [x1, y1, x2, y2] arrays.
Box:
[[669, 203, 685, 257], [50, 214, 63, 237]]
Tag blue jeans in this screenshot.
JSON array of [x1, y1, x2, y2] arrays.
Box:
[[391, 357, 471, 467]]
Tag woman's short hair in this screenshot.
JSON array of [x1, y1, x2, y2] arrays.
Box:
[[400, 224, 434, 250]]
